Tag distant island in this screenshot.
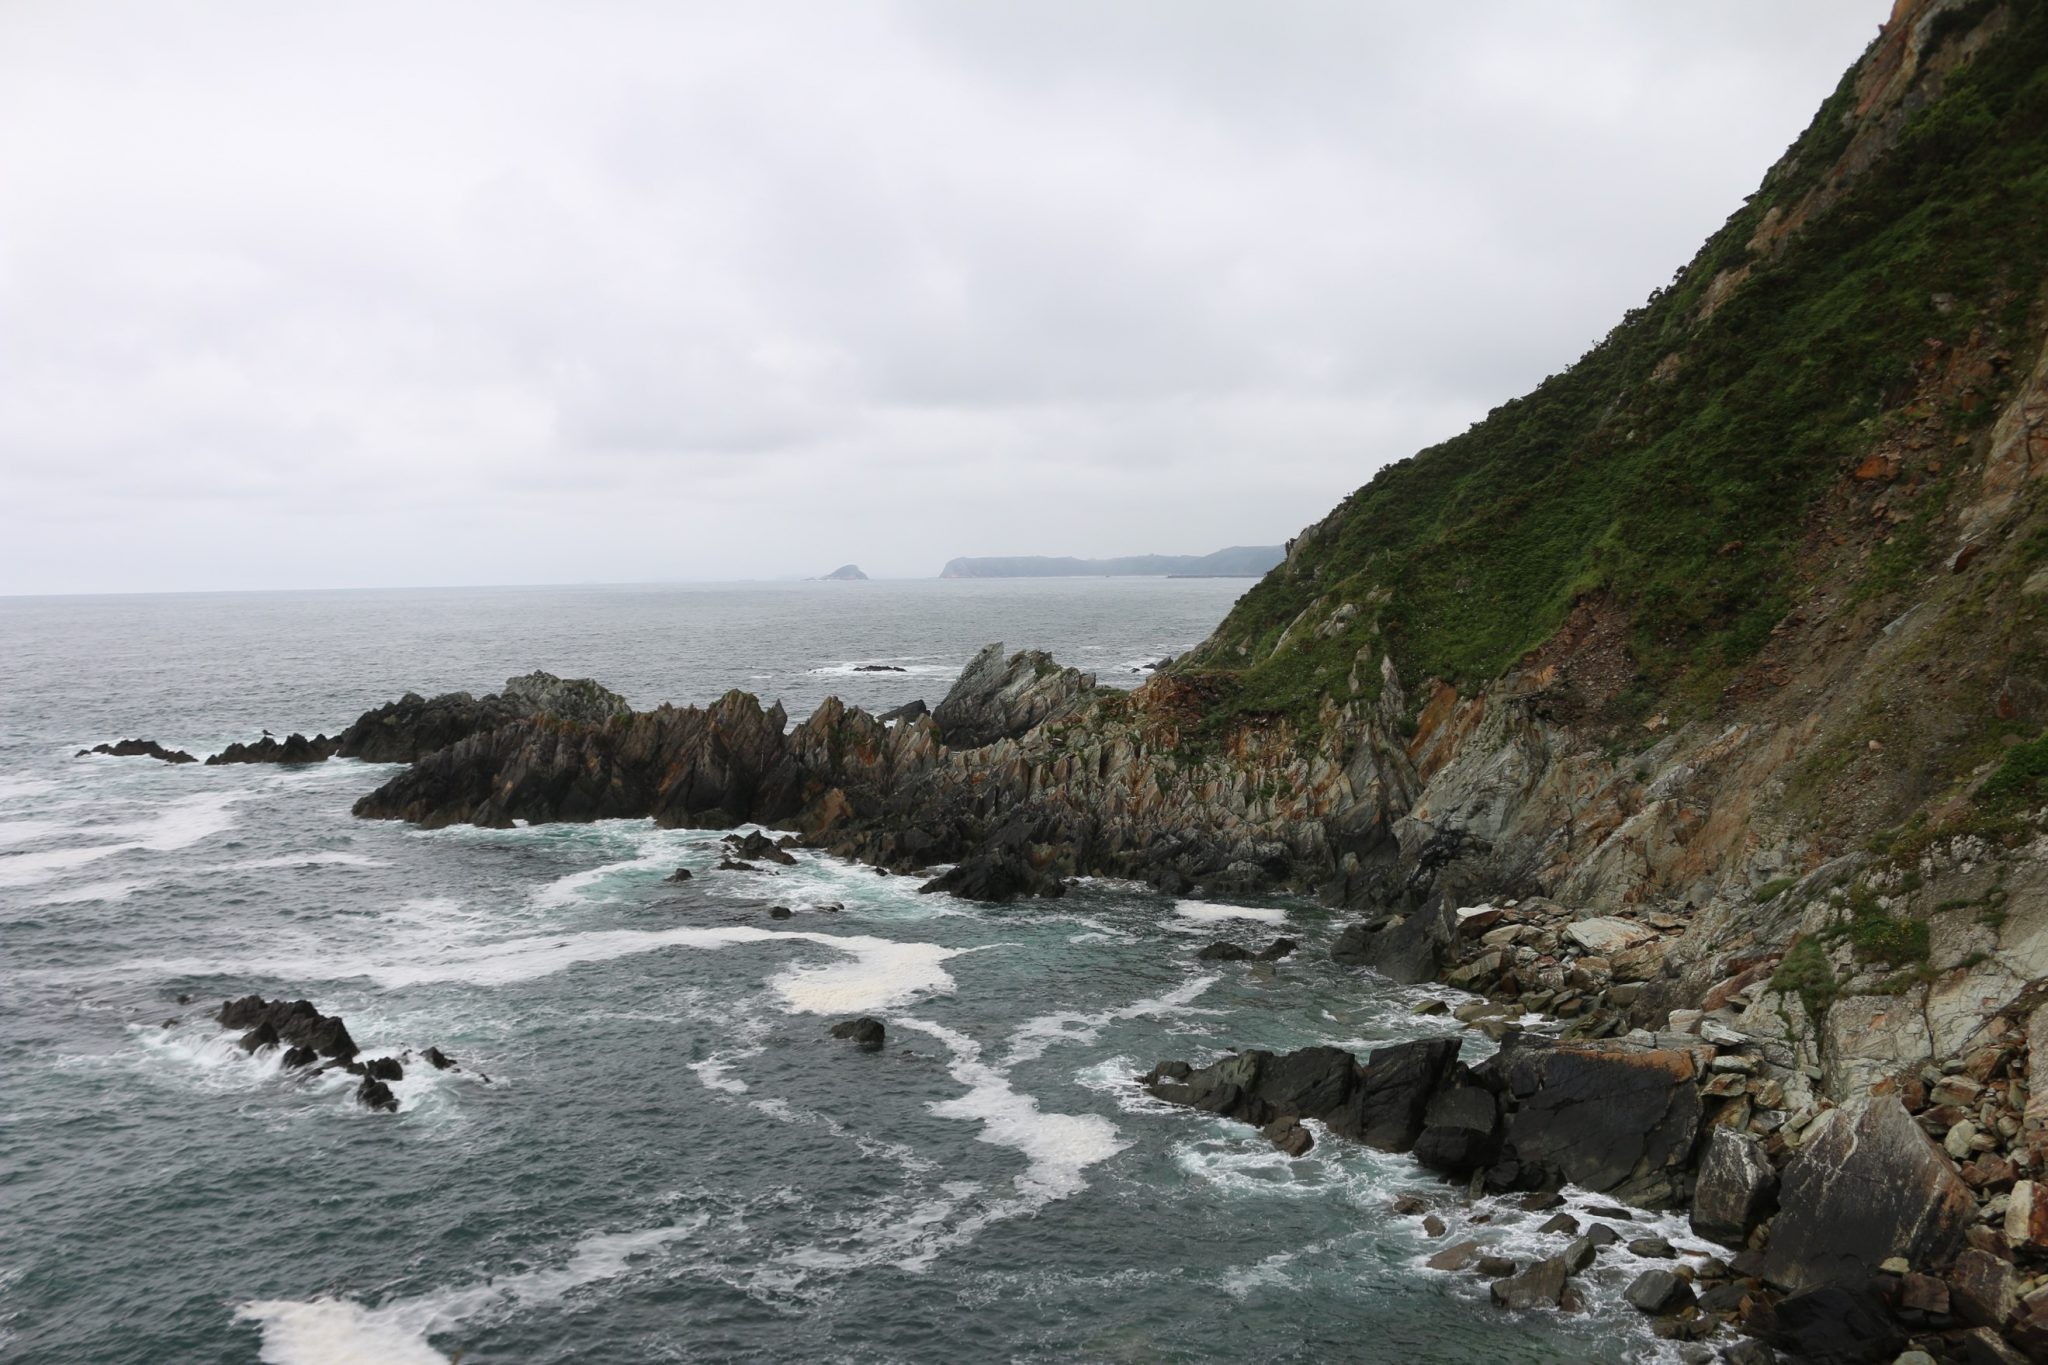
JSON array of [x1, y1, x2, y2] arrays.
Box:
[[939, 545, 1283, 579], [816, 564, 868, 581]]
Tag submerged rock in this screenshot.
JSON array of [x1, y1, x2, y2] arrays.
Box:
[[355, 1077, 399, 1112], [1196, 937, 1297, 962], [830, 1017, 886, 1051], [724, 831, 797, 866], [76, 739, 197, 763]]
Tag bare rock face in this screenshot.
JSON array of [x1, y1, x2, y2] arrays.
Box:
[[1330, 894, 1459, 985], [931, 643, 1098, 748], [1761, 1094, 1976, 1292], [1485, 1038, 1702, 1207], [1691, 1128, 1780, 1245], [1142, 1037, 1460, 1155]]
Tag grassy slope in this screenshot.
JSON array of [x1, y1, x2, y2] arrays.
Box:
[[1189, 6, 2048, 733]]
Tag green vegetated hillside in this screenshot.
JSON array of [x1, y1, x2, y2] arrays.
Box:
[[1188, 2, 2048, 733]]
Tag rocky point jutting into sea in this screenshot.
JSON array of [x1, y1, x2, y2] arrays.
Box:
[[69, 2, 2048, 1360]]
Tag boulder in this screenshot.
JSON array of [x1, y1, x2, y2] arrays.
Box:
[[355, 1077, 399, 1112], [2005, 1179, 2048, 1251], [1941, 1252, 2023, 1326], [1490, 1255, 1568, 1310], [421, 1046, 458, 1070], [830, 1017, 886, 1052], [1426, 1239, 1484, 1272], [1564, 917, 1660, 956], [362, 1057, 403, 1082], [1196, 937, 1297, 962], [1623, 1269, 1695, 1314], [76, 739, 197, 764], [1263, 1116, 1314, 1156], [1691, 1128, 1779, 1245], [878, 699, 930, 724], [724, 831, 797, 866], [280, 1045, 317, 1069], [1748, 1284, 1904, 1365], [665, 867, 694, 882], [1761, 1095, 1975, 1292]]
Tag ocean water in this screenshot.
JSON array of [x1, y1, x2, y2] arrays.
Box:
[[0, 581, 1704, 1363]]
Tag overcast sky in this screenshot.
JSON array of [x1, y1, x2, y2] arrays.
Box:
[[0, 1, 1884, 594]]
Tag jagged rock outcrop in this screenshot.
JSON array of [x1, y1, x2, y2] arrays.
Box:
[[76, 739, 197, 763], [207, 733, 340, 765], [931, 643, 1099, 748], [216, 995, 358, 1061], [206, 672, 630, 766]]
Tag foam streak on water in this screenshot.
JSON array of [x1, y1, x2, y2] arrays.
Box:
[[236, 1221, 704, 1365]]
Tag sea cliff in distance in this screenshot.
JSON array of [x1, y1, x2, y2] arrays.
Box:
[[939, 545, 1283, 579]]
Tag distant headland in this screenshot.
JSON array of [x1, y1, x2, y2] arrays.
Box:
[[938, 545, 1282, 579]]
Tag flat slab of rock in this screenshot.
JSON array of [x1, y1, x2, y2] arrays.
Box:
[[1760, 1094, 1975, 1292], [1563, 917, 1661, 956]]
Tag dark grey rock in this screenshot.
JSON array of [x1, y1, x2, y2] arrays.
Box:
[[1760, 1096, 1975, 1292], [1623, 1269, 1695, 1314], [1490, 1255, 1568, 1310], [1692, 1128, 1779, 1245], [830, 1017, 886, 1052]]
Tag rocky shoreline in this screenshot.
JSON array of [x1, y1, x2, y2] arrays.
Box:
[[90, 646, 2048, 1360]]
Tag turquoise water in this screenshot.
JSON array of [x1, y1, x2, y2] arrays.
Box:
[[0, 581, 1696, 1362]]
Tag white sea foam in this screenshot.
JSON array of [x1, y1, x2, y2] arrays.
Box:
[[1172, 901, 1289, 926], [34, 878, 150, 905], [236, 1220, 702, 1365], [224, 852, 387, 872], [0, 843, 129, 888], [767, 935, 961, 1014], [689, 1054, 753, 1095], [126, 792, 241, 851], [1003, 975, 1217, 1066], [897, 1018, 1125, 1201], [204, 925, 965, 1017], [0, 775, 56, 803], [0, 819, 63, 847], [0, 794, 240, 889]]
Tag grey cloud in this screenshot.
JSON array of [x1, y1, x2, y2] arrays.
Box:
[[0, 1, 1882, 592]]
